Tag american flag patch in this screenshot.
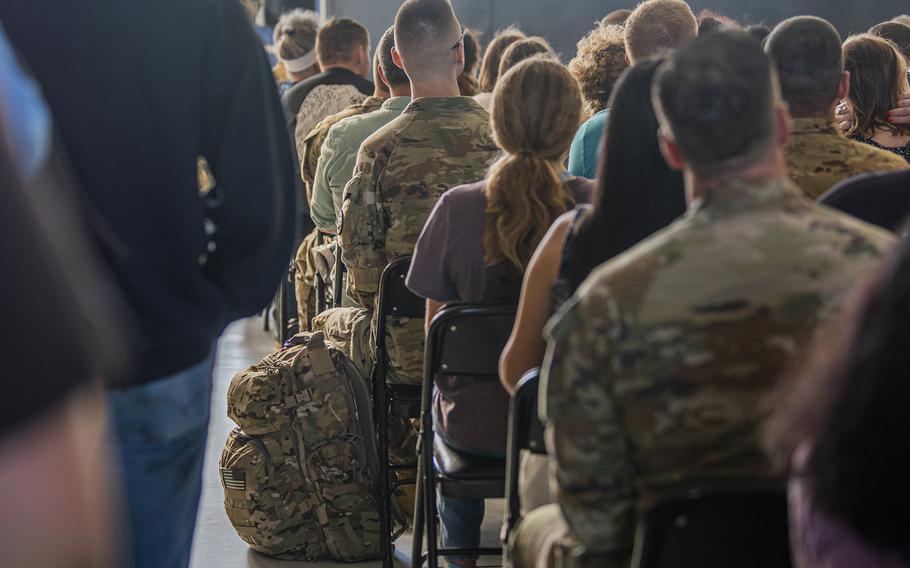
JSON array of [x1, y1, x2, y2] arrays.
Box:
[[221, 468, 246, 491]]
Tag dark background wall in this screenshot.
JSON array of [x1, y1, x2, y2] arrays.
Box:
[[324, 0, 908, 60]]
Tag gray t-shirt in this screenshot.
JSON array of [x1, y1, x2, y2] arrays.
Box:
[[406, 176, 594, 456]]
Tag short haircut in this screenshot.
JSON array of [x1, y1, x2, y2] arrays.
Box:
[[274, 9, 319, 61], [602, 9, 632, 26], [625, 0, 698, 62], [765, 16, 844, 118], [654, 30, 778, 177], [569, 24, 629, 114], [477, 27, 526, 92], [869, 21, 910, 60], [498, 37, 555, 79], [394, 0, 462, 80], [316, 18, 369, 67], [377, 26, 409, 87]]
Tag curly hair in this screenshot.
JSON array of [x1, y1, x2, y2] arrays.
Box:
[[568, 24, 629, 115]]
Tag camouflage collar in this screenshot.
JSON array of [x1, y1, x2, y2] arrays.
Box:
[[381, 96, 411, 112], [791, 117, 842, 137], [693, 177, 804, 216], [361, 95, 387, 108], [404, 96, 484, 114]]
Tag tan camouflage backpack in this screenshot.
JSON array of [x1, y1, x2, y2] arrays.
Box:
[[219, 332, 383, 561]]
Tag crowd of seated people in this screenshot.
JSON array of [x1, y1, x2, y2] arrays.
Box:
[[4, 0, 910, 567]]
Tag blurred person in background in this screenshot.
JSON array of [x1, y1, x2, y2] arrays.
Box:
[[474, 26, 525, 111], [566, 23, 629, 179], [869, 20, 910, 63], [567, 0, 697, 179], [0, 22, 125, 568], [458, 28, 482, 96], [283, 17, 373, 168], [843, 34, 910, 163], [767, 235, 910, 568], [766, 17, 907, 200], [273, 9, 321, 93], [0, 0, 297, 566], [602, 9, 632, 26], [498, 37, 556, 78]]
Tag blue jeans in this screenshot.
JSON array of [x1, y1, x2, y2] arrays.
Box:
[[438, 492, 485, 560], [109, 352, 215, 568]]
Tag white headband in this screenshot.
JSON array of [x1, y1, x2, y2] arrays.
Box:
[[282, 50, 318, 74]]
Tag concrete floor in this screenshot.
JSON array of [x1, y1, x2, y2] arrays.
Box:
[[189, 319, 504, 568]]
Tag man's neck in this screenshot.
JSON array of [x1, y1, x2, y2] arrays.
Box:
[[389, 85, 412, 98], [410, 77, 460, 99], [320, 63, 360, 77], [792, 104, 837, 124], [686, 153, 790, 204]]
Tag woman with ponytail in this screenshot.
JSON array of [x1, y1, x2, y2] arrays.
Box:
[[406, 57, 591, 568]]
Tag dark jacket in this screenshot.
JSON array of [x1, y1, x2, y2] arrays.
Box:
[[0, 0, 297, 386]]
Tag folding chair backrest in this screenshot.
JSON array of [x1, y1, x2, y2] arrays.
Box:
[[503, 368, 547, 543], [426, 304, 516, 378], [375, 255, 425, 354], [632, 487, 791, 568]]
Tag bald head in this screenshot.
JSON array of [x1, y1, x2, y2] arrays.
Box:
[[625, 0, 698, 63], [394, 0, 463, 81]]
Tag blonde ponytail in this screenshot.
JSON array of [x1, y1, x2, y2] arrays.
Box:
[[483, 57, 584, 272]]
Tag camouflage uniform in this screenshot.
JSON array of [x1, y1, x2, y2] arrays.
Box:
[[510, 178, 894, 568], [316, 96, 498, 385], [293, 96, 387, 330], [785, 118, 908, 200]]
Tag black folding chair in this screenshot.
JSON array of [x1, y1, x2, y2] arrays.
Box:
[[411, 304, 516, 568], [275, 260, 298, 345], [502, 368, 547, 547], [373, 256, 424, 568], [632, 485, 791, 568]]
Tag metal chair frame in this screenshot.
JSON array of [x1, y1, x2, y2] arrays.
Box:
[[411, 304, 516, 568]]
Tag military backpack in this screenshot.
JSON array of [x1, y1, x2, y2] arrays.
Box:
[[219, 332, 382, 561]]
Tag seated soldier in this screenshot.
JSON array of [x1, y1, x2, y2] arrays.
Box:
[[293, 33, 392, 330], [309, 27, 412, 235], [313, 0, 498, 385], [766, 16, 907, 200], [510, 31, 894, 568]]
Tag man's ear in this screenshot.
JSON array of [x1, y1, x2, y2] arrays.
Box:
[[776, 102, 792, 147], [391, 46, 404, 70], [836, 70, 851, 101], [377, 62, 388, 88], [454, 42, 465, 75], [658, 128, 685, 171]]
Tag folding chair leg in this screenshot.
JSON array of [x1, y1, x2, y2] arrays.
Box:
[[421, 411, 439, 568], [375, 370, 394, 568], [411, 444, 426, 568]]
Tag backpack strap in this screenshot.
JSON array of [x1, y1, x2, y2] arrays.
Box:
[[307, 332, 337, 377]]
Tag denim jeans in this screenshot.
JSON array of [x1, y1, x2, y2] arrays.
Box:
[[438, 492, 485, 560], [109, 351, 215, 568]]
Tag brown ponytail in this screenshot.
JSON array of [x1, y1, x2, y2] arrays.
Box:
[[483, 57, 584, 272]]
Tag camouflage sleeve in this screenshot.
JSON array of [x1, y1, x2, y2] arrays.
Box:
[[541, 292, 637, 557], [338, 143, 387, 308]]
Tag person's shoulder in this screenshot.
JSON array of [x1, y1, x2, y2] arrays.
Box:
[[440, 180, 488, 208], [846, 137, 910, 167], [805, 200, 896, 250], [359, 111, 415, 155]]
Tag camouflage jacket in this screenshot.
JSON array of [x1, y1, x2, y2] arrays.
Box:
[[541, 177, 893, 560], [785, 118, 908, 200], [300, 95, 386, 205], [339, 96, 498, 383]]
